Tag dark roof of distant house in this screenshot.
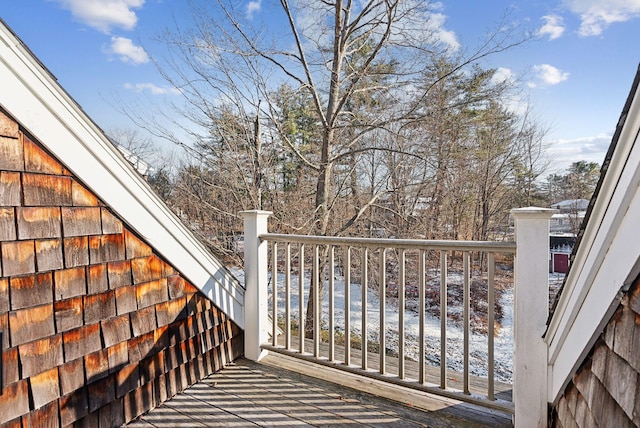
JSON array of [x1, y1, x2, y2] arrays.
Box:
[[547, 63, 640, 323]]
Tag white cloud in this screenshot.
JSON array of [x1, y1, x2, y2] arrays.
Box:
[[427, 12, 460, 51], [546, 133, 611, 172], [107, 36, 149, 64], [51, 0, 144, 33], [529, 64, 569, 87], [124, 82, 182, 95], [491, 67, 515, 85], [538, 15, 565, 40], [246, 0, 262, 20], [563, 0, 640, 36]]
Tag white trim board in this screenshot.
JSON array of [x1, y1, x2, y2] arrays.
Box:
[[545, 73, 640, 403], [0, 21, 245, 328]]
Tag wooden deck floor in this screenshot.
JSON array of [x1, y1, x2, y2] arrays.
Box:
[[128, 354, 512, 427]]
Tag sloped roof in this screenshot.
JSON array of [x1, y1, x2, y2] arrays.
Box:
[[545, 64, 640, 402], [0, 19, 245, 327]]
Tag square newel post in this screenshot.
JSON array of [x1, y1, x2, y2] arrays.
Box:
[[511, 207, 555, 428], [241, 210, 272, 361]]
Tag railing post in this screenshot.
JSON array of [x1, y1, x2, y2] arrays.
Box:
[[241, 210, 272, 361], [511, 207, 555, 427]]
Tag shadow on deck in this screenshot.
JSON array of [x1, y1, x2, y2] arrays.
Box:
[[128, 353, 512, 427]]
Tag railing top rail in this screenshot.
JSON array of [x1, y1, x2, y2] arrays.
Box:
[[259, 233, 516, 253]]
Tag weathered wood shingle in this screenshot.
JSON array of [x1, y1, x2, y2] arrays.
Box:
[[24, 134, 64, 175], [35, 238, 64, 271], [0, 135, 25, 171], [17, 206, 61, 240], [0, 113, 243, 426], [0, 171, 21, 206]]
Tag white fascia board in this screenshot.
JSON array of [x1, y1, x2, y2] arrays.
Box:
[[0, 23, 245, 328], [545, 82, 640, 402]]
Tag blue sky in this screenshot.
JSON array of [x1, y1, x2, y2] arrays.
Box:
[[2, 0, 640, 174]]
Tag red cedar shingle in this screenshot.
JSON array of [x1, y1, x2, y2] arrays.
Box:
[[89, 234, 125, 264], [98, 398, 124, 428], [124, 229, 152, 259], [9, 303, 55, 346], [107, 260, 132, 289], [10, 272, 53, 310], [0, 207, 16, 242], [88, 374, 116, 413], [140, 350, 165, 385], [101, 313, 132, 348], [115, 361, 140, 398], [59, 357, 85, 395], [35, 239, 64, 271], [83, 290, 116, 325], [123, 381, 153, 423], [155, 297, 187, 327], [20, 400, 60, 428], [0, 313, 7, 348], [18, 334, 64, 377], [3, 346, 19, 384], [22, 173, 72, 206], [0, 277, 8, 312], [107, 341, 129, 375], [54, 296, 84, 332], [131, 254, 164, 284], [16, 207, 62, 240], [152, 374, 168, 406], [61, 207, 102, 237], [129, 305, 157, 337], [71, 180, 100, 207], [0, 379, 30, 424], [87, 263, 109, 294], [153, 325, 169, 354], [23, 134, 64, 175], [167, 275, 186, 299], [0, 135, 25, 171], [54, 266, 86, 300], [0, 109, 19, 138], [63, 323, 102, 362], [30, 367, 60, 408], [63, 236, 89, 268], [85, 348, 110, 382], [101, 208, 123, 234], [629, 283, 640, 315], [0, 172, 21, 206], [1, 240, 35, 276], [135, 278, 169, 309], [59, 387, 89, 426], [128, 331, 155, 364], [114, 285, 137, 315]]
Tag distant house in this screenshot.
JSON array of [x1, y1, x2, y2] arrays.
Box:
[[0, 19, 243, 425], [550, 198, 589, 212], [546, 65, 640, 426]]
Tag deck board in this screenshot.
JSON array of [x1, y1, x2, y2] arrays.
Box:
[[129, 356, 512, 427]]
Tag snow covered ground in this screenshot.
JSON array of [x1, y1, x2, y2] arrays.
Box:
[[234, 267, 565, 384]]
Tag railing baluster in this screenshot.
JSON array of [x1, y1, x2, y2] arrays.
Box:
[[379, 248, 386, 375], [419, 249, 425, 384], [313, 244, 320, 358], [272, 242, 278, 346], [345, 247, 351, 366], [329, 245, 335, 362], [362, 247, 368, 370], [398, 249, 405, 380], [299, 244, 305, 354], [488, 252, 495, 401], [440, 250, 447, 390], [463, 251, 470, 395], [285, 242, 291, 350]]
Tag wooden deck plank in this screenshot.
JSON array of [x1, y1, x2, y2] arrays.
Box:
[[131, 357, 512, 427]]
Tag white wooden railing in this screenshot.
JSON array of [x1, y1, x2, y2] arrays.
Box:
[[242, 208, 554, 428]]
